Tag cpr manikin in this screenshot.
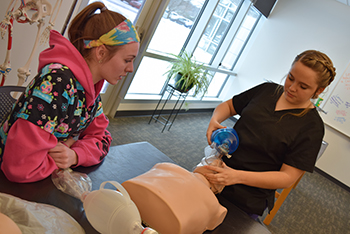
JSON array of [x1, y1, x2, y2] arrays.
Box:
[[122, 128, 239, 234], [52, 128, 238, 234]]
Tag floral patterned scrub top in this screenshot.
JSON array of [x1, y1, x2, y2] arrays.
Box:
[[0, 63, 104, 162]]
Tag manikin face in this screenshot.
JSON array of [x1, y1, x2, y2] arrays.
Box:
[[99, 42, 139, 85], [283, 61, 323, 108]]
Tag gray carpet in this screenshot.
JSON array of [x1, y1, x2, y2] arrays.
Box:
[[107, 112, 350, 234]]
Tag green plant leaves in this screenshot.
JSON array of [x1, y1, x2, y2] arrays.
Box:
[[164, 51, 212, 97]]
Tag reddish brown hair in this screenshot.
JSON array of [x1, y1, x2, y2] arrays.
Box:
[[68, 2, 126, 61]]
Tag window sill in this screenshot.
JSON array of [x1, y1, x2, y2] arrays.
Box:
[[124, 94, 222, 103]]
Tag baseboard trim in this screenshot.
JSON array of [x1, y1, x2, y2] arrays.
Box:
[[114, 108, 215, 118], [315, 167, 350, 193]]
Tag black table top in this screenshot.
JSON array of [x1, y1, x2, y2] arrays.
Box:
[[0, 142, 270, 234], [204, 194, 271, 234]]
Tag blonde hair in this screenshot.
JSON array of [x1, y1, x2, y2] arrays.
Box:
[[280, 50, 336, 119], [68, 2, 126, 61], [293, 50, 336, 98]]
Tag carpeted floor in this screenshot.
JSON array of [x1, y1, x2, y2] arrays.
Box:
[[107, 112, 350, 234], [107, 112, 236, 171]]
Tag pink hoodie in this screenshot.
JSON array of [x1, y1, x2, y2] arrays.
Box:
[[39, 30, 104, 106], [1, 31, 112, 183]]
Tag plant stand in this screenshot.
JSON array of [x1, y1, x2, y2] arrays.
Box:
[[149, 84, 189, 132]]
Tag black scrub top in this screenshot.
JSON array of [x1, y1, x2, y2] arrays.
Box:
[[221, 82, 324, 215]]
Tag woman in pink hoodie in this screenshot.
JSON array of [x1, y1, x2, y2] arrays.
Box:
[[0, 2, 140, 183]]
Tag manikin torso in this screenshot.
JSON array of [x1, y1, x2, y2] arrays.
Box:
[[122, 163, 227, 234]]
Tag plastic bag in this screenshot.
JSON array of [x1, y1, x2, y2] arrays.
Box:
[[0, 192, 85, 234], [51, 168, 92, 201], [51, 169, 158, 234]]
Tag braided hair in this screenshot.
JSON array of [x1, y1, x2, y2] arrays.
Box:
[[278, 50, 336, 120], [293, 50, 336, 99]]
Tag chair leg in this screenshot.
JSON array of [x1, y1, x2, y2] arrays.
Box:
[[263, 184, 294, 225], [263, 172, 305, 225], [292, 171, 305, 189]]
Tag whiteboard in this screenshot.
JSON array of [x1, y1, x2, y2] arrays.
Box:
[[320, 63, 350, 138]]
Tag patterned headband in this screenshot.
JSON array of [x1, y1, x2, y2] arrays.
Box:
[[83, 19, 140, 49]]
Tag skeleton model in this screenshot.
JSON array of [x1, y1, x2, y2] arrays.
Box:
[[0, 0, 63, 86]]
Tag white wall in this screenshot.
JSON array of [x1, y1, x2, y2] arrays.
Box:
[[0, 0, 78, 87], [227, 0, 350, 187]]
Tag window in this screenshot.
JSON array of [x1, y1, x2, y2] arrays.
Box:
[[127, 0, 261, 99]]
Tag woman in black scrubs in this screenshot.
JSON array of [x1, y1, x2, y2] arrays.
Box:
[[203, 50, 336, 218]]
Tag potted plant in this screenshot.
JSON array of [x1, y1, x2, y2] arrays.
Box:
[[164, 51, 212, 97]]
